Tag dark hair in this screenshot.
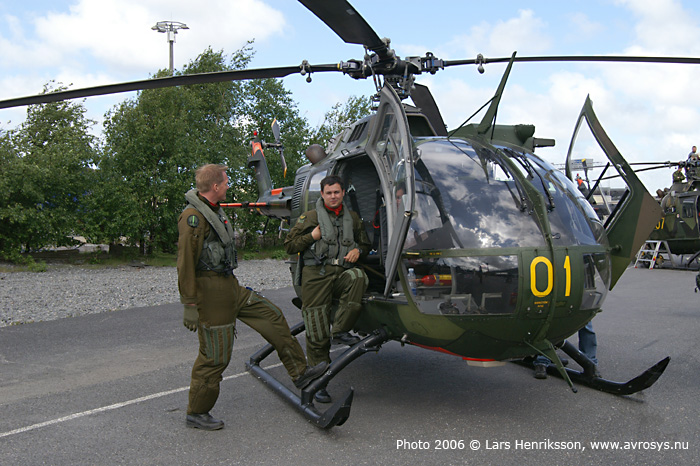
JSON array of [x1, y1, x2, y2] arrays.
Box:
[[320, 174, 344, 191]]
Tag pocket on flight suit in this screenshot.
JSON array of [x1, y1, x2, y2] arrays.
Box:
[[200, 322, 236, 366]]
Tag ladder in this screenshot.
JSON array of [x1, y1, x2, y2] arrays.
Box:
[[634, 240, 672, 269]]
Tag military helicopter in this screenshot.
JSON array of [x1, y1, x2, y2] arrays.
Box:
[[641, 158, 700, 268], [2, 0, 688, 430], [556, 156, 700, 269]]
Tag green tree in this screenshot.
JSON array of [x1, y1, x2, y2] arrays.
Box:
[[0, 130, 26, 258], [100, 47, 252, 254], [232, 78, 313, 248], [0, 84, 97, 258], [99, 45, 312, 253], [101, 78, 194, 253]]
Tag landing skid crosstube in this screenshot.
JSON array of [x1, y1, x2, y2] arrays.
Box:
[[245, 322, 389, 429]]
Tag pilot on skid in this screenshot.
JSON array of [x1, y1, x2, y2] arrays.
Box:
[[284, 171, 371, 404]]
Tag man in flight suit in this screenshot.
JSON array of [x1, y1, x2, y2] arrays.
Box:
[[673, 167, 686, 183], [284, 174, 370, 403], [178, 164, 326, 430]]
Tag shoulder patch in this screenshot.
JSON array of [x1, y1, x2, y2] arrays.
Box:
[[298, 215, 306, 224], [187, 215, 199, 228]]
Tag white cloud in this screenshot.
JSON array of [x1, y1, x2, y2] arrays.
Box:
[[1, 0, 286, 94], [34, 1, 156, 71], [581, 0, 700, 177], [31, 0, 285, 72], [0, 0, 287, 124], [616, 0, 698, 54], [444, 9, 550, 59]]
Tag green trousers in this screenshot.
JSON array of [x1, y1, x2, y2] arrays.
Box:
[[188, 273, 307, 415], [301, 265, 368, 366]]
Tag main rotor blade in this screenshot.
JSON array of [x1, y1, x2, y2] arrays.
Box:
[[411, 83, 447, 136], [631, 165, 680, 174], [298, 0, 389, 59], [445, 55, 700, 67], [628, 161, 676, 165], [0, 64, 340, 109]]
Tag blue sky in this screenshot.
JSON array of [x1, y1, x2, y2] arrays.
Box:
[[2, 0, 700, 191]]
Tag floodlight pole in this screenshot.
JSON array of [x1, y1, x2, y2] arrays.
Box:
[[151, 21, 189, 75]]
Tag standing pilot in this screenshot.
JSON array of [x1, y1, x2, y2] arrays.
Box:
[[673, 166, 685, 183], [686, 146, 699, 179], [178, 164, 326, 430], [284, 174, 370, 404]]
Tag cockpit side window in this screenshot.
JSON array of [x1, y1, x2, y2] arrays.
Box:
[[375, 111, 399, 169], [304, 169, 327, 212], [506, 149, 605, 246], [366, 84, 415, 297], [402, 255, 519, 315], [682, 199, 695, 219]]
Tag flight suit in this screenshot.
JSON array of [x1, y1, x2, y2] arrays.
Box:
[[673, 169, 685, 183], [178, 190, 307, 415], [284, 201, 371, 366]]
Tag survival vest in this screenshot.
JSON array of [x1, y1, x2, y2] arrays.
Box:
[[303, 198, 357, 268], [184, 189, 237, 274]]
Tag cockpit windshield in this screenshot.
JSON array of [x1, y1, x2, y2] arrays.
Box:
[[404, 140, 605, 251], [407, 140, 543, 250]]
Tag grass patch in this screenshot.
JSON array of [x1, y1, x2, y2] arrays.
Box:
[[240, 245, 288, 261], [0, 254, 47, 273], [79, 251, 178, 268], [0, 246, 287, 272]]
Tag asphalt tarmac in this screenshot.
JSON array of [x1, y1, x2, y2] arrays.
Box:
[[1, 266, 698, 465]]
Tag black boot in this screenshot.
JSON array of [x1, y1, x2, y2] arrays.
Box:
[[314, 388, 332, 403], [332, 331, 361, 346], [533, 364, 547, 380], [186, 412, 224, 430], [294, 361, 328, 389]]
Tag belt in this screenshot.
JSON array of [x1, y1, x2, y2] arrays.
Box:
[[303, 258, 344, 267]]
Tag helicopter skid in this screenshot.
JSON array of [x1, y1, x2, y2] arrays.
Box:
[[245, 322, 389, 429], [527, 340, 670, 396]]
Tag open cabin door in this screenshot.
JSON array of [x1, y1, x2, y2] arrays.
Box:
[[566, 96, 662, 289], [366, 85, 415, 297]]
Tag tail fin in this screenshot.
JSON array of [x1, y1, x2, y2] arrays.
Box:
[[247, 134, 273, 198]]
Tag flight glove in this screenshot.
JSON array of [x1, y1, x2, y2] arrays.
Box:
[[183, 304, 198, 332]]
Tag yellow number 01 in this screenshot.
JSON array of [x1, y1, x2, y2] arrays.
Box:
[[530, 256, 571, 298]]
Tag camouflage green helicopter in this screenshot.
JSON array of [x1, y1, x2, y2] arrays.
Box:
[[2, 0, 687, 430], [643, 159, 700, 268], [554, 157, 700, 269]]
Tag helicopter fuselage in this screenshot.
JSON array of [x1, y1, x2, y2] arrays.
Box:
[[244, 77, 658, 374], [280, 88, 618, 363], [650, 179, 700, 256]]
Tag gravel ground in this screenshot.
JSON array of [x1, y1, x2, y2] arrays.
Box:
[[0, 259, 292, 327]]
